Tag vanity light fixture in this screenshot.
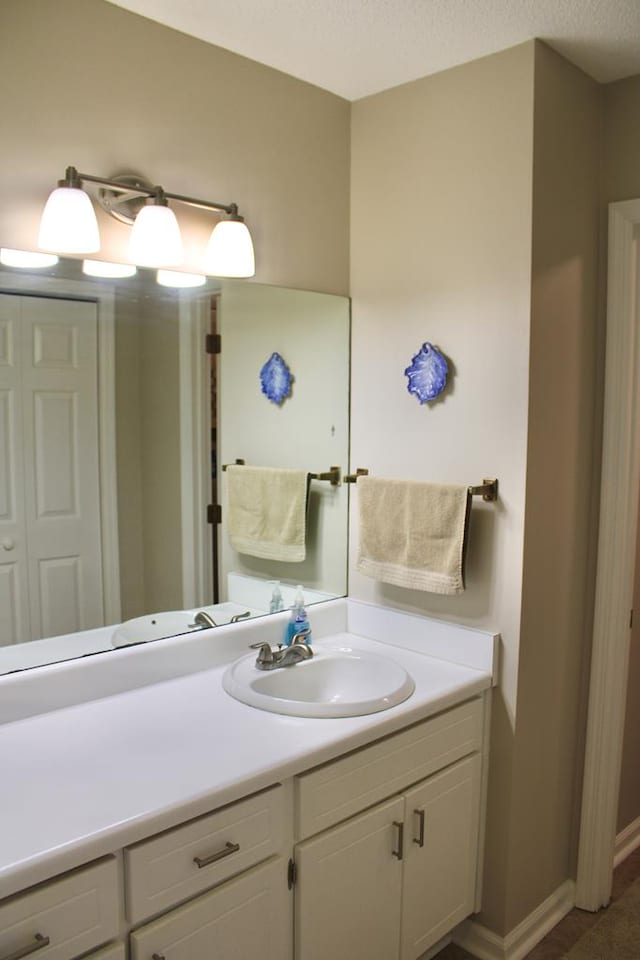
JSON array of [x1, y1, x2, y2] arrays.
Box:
[[82, 259, 137, 279], [0, 248, 59, 269], [156, 269, 207, 288], [38, 166, 256, 277]]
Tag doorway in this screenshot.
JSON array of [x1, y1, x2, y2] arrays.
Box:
[[576, 199, 640, 909]]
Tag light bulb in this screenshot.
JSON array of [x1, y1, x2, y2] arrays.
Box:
[[129, 203, 182, 268], [38, 186, 100, 254], [82, 260, 137, 279], [204, 217, 255, 278], [156, 269, 206, 288], [1, 248, 59, 269]]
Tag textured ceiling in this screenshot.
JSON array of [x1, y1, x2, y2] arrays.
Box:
[[106, 0, 640, 100]]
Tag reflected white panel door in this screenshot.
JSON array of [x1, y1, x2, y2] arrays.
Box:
[[0, 294, 28, 644], [0, 293, 104, 643]]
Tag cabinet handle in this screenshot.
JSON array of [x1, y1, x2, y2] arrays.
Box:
[[392, 820, 404, 860], [413, 808, 425, 848], [3, 934, 50, 960], [193, 840, 240, 868]]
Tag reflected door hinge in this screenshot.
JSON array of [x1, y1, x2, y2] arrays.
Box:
[[287, 857, 297, 890], [205, 333, 221, 355], [631, 609, 634, 629], [207, 504, 221, 525]]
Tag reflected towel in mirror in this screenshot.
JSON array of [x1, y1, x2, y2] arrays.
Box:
[[357, 478, 471, 594], [226, 465, 309, 562]]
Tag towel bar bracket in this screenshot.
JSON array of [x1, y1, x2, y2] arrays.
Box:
[[222, 459, 246, 472], [345, 468, 369, 484], [468, 478, 498, 502], [310, 466, 341, 486]]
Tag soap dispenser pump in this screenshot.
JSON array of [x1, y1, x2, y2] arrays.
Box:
[[284, 585, 312, 646]]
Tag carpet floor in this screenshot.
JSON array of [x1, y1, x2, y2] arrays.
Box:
[[434, 847, 640, 960], [560, 876, 640, 959]]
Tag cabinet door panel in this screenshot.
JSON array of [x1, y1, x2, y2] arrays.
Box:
[[130, 856, 290, 960], [295, 796, 404, 960], [401, 754, 482, 960]]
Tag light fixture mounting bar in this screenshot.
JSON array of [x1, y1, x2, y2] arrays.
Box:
[[68, 168, 237, 217]]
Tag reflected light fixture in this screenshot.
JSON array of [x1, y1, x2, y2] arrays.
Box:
[[38, 166, 255, 277], [156, 269, 206, 288], [82, 259, 137, 279], [1, 248, 59, 269]]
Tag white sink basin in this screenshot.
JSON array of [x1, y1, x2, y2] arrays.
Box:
[[222, 645, 415, 718]]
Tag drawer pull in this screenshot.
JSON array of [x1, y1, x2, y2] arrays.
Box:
[[392, 820, 404, 861], [152, 954, 166, 960], [3, 934, 50, 960], [413, 808, 425, 848], [193, 841, 240, 868]]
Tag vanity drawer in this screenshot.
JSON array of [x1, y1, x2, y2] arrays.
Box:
[[130, 857, 290, 960], [295, 698, 483, 839], [82, 943, 125, 960], [125, 784, 285, 923], [0, 858, 120, 960]]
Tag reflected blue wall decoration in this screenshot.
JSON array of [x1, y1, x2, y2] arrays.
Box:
[[404, 342, 448, 403], [260, 352, 293, 405]]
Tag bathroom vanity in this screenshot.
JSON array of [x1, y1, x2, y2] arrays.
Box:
[[0, 600, 497, 960]]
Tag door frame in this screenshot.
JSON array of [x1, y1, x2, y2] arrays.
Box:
[[179, 294, 212, 608], [576, 199, 640, 909], [0, 271, 120, 626]]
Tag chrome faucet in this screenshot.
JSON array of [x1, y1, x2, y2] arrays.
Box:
[[190, 610, 218, 629], [250, 630, 313, 670], [230, 610, 251, 624]]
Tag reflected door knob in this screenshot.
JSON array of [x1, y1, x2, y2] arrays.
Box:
[[2, 537, 15, 551]]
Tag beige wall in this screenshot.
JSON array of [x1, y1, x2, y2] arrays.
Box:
[[0, 0, 350, 296], [603, 75, 640, 835], [350, 43, 536, 933], [509, 43, 601, 929]]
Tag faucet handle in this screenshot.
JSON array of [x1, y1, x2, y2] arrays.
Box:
[[249, 641, 275, 665], [291, 628, 311, 645]]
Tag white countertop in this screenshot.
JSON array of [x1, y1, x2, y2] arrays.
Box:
[[0, 600, 496, 900]]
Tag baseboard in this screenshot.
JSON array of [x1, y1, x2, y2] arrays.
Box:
[[453, 880, 576, 960], [614, 815, 640, 867]]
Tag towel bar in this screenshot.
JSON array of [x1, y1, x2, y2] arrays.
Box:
[[222, 460, 341, 486], [345, 469, 498, 502]]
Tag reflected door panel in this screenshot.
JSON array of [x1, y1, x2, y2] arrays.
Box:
[[0, 293, 104, 643], [0, 294, 28, 644]]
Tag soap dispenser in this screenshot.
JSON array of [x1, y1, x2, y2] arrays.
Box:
[[269, 581, 284, 614], [284, 585, 312, 646]]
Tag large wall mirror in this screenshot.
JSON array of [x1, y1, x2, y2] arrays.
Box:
[[0, 255, 350, 674]]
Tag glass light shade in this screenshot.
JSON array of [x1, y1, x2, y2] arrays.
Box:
[[204, 218, 255, 278], [38, 186, 100, 254], [0, 248, 59, 269], [156, 269, 206, 289], [82, 259, 137, 279], [128, 204, 182, 268]]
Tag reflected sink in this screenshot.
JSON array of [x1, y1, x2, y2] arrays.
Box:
[[222, 645, 415, 718], [111, 603, 261, 648]]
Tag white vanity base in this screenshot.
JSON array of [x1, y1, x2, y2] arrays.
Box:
[[0, 599, 498, 960]]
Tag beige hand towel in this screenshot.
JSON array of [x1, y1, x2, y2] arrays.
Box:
[[227, 465, 309, 562], [357, 477, 471, 594]]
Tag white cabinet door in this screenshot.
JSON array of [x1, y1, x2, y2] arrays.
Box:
[[130, 856, 291, 960], [0, 293, 103, 643], [400, 754, 482, 960], [295, 795, 404, 960]]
